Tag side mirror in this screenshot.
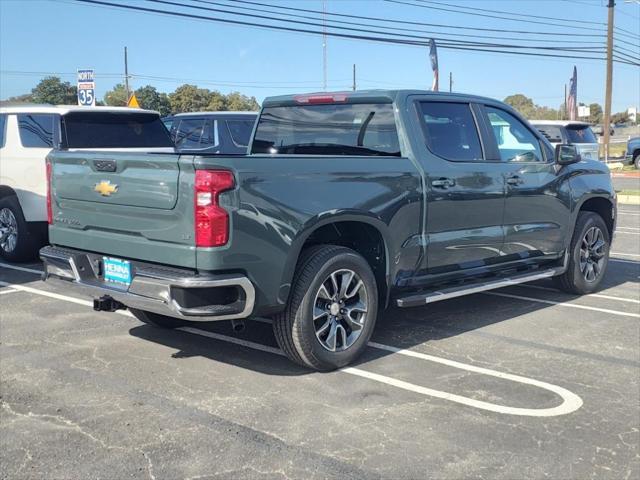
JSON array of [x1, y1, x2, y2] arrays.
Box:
[[555, 144, 581, 165]]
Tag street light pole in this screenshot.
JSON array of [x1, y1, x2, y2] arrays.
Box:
[[602, 0, 615, 162]]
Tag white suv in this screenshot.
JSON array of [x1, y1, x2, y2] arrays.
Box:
[[0, 105, 172, 261]]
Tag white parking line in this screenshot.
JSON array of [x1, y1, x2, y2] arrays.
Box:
[[617, 227, 640, 231], [0, 288, 19, 295], [485, 291, 640, 318], [615, 231, 639, 235], [612, 252, 640, 258], [523, 284, 640, 304], [0, 279, 583, 417], [0, 263, 43, 275]]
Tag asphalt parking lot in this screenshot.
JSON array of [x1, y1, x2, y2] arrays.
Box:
[[1, 206, 638, 480]]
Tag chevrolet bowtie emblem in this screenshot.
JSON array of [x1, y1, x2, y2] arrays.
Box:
[[94, 180, 118, 197]]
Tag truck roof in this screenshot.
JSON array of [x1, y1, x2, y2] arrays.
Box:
[[0, 104, 159, 115], [262, 89, 505, 107], [172, 111, 257, 117]]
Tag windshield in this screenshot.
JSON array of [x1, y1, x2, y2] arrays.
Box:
[[251, 103, 401, 156], [565, 125, 597, 144], [62, 112, 174, 148]]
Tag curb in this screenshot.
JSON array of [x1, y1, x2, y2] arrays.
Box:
[[617, 195, 640, 205]]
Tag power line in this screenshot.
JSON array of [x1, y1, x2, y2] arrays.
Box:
[[386, 0, 609, 32], [223, 0, 606, 38], [72, 0, 638, 65]]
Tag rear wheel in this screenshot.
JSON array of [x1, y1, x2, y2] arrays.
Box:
[[554, 211, 610, 294], [272, 245, 378, 371], [633, 151, 640, 169], [0, 196, 40, 262], [129, 309, 188, 329]]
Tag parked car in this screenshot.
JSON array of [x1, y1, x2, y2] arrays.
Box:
[[626, 136, 640, 169], [591, 124, 615, 136], [163, 111, 257, 154], [0, 104, 172, 261], [41, 90, 616, 370], [530, 120, 600, 161]]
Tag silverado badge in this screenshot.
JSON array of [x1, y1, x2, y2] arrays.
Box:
[[94, 180, 118, 197]]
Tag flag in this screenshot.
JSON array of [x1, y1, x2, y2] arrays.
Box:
[[429, 39, 439, 92], [567, 66, 577, 121]]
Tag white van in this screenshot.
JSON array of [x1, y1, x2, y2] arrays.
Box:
[[0, 105, 172, 261], [529, 120, 600, 161]]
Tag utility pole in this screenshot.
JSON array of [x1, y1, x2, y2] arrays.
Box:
[[449, 72, 453, 92], [564, 83, 567, 120], [602, 0, 615, 162], [322, 0, 327, 91], [124, 46, 130, 104], [352, 64, 356, 91]]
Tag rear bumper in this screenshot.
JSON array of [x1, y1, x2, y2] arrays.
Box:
[[40, 245, 255, 321]]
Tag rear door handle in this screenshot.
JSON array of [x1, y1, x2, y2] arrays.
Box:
[[506, 175, 524, 186], [431, 178, 456, 188]]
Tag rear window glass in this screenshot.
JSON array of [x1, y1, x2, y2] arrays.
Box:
[[565, 125, 597, 144], [18, 114, 55, 148], [172, 118, 209, 149], [252, 103, 401, 156], [62, 112, 173, 148], [419, 102, 483, 161], [534, 125, 563, 143], [226, 119, 255, 147], [0, 114, 6, 148]]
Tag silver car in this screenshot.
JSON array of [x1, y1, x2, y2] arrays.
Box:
[[530, 120, 600, 161]]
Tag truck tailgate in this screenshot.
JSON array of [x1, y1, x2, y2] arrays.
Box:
[[48, 151, 197, 268]]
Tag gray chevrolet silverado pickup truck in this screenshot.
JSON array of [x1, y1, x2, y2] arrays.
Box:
[[41, 90, 617, 370]]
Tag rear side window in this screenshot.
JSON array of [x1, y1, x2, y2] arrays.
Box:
[[419, 102, 483, 161], [534, 125, 563, 143], [172, 118, 208, 149], [62, 112, 173, 148], [252, 103, 401, 156], [0, 114, 6, 148], [486, 107, 544, 162], [18, 114, 55, 148], [226, 119, 255, 147], [565, 125, 597, 144]]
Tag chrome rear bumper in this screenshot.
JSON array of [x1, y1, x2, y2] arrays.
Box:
[[40, 246, 255, 321]]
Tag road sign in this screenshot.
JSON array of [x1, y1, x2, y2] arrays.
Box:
[[127, 93, 140, 108], [77, 69, 95, 106], [578, 105, 590, 118]]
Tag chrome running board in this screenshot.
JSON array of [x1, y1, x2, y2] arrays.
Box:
[[396, 267, 562, 308]]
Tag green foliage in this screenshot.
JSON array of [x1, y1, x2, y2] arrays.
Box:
[[504, 93, 561, 121], [225, 91, 260, 111], [611, 111, 630, 124], [169, 84, 213, 113], [103, 84, 128, 106], [134, 85, 171, 116], [588, 103, 603, 124], [30, 76, 77, 105]]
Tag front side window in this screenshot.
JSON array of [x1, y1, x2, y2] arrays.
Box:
[[18, 114, 55, 148], [226, 119, 255, 147], [419, 102, 483, 161], [173, 118, 207, 149], [252, 103, 400, 156], [0, 114, 6, 148], [486, 107, 544, 162]]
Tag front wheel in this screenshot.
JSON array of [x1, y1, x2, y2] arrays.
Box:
[[634, 152, 640, 169], [554, 211, 610, 294], [273, 245, 378, 371]]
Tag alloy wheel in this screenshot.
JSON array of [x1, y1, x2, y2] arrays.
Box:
[[0, 208, 18, 253], [313, 269, 369, 352], [579, 226, 606, 283]]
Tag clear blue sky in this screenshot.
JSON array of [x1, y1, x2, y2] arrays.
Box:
[[1, 0, 638, 112]]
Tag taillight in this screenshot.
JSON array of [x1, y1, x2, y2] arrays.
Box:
[[46, 159, 53, 224], [194, 170, 234, 247]]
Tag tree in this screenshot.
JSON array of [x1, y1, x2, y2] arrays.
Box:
[[611, 111, 630, 125], [504, 94, 536, 118], [207, 90, 227, 111], [588, 103, 603, 124], [134, 85, 171, 116], [4, 93, 33, 104], [169, 84, 212, 113], [225, 91, 260, 111], [30, 76, 77, 105], [104, 84, 128, 106]]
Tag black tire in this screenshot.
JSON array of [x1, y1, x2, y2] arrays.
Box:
[[554, 211, 610, 294], [272, 245, 378, 371], [129, 308, 189, 329], [633, 151, 640, 170], [0, 196, 40, 262]]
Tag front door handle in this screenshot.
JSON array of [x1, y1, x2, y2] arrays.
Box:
[[506, 175, 524, 186], [431, 178, 456, 188]]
